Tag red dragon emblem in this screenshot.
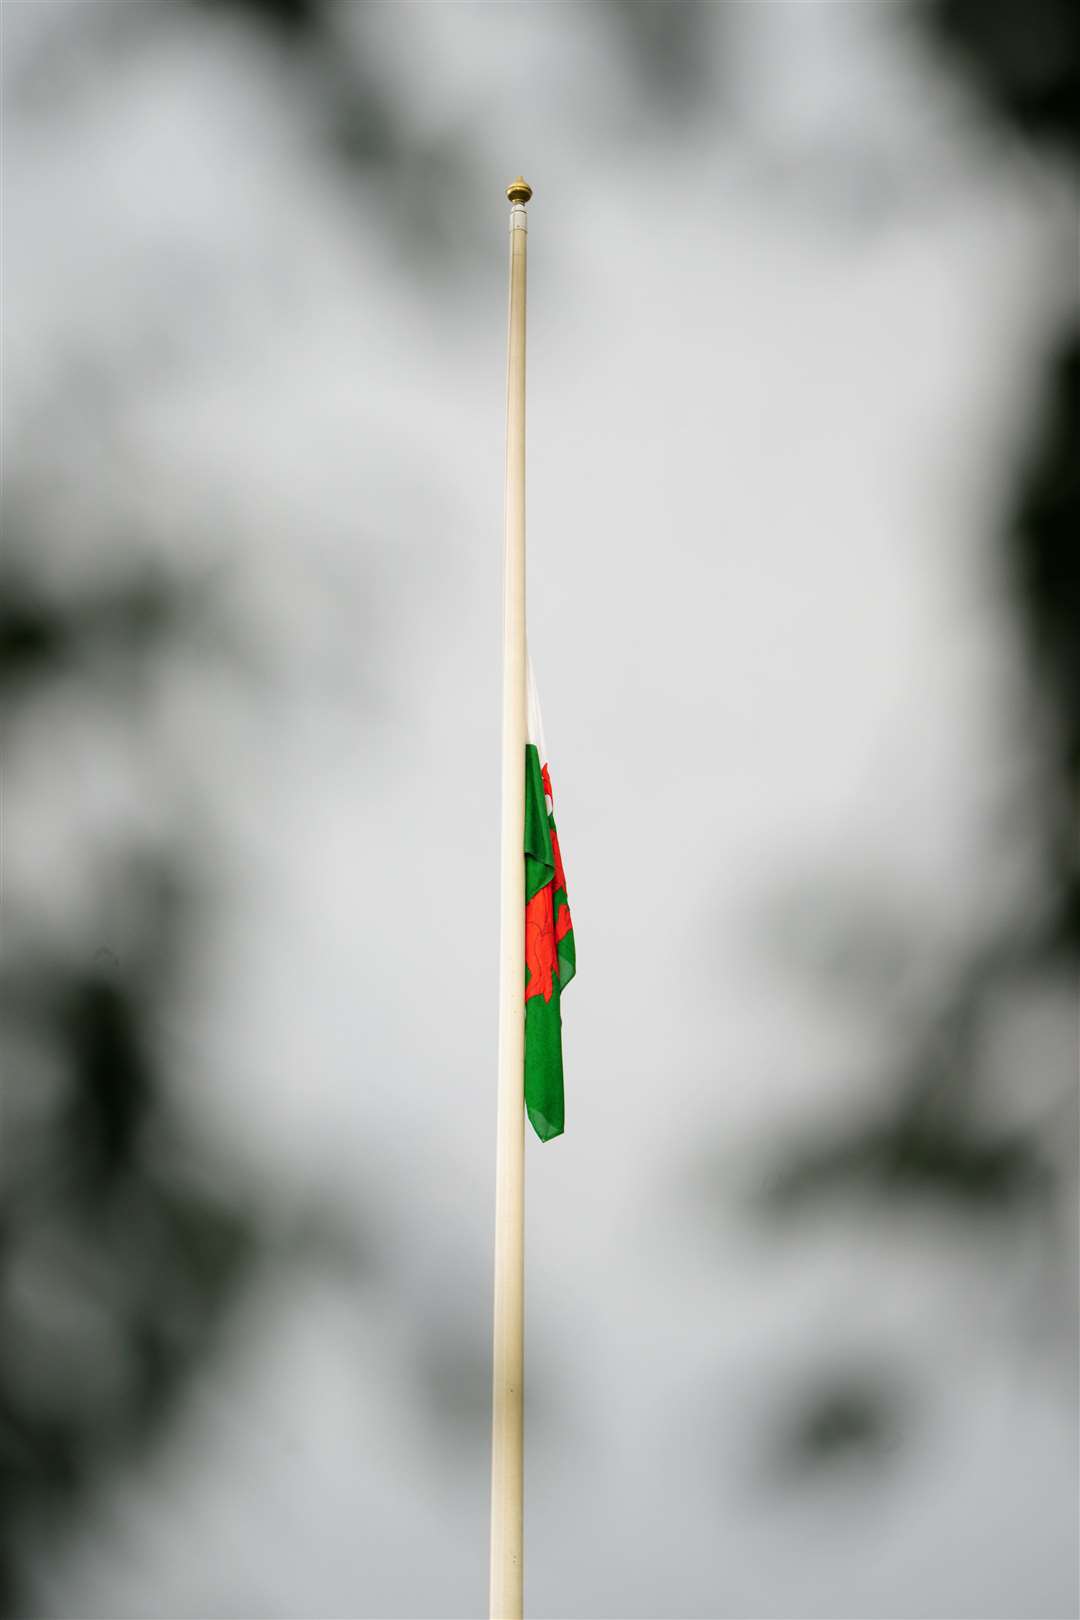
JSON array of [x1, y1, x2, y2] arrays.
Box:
[[525, 765, 572, 1004]]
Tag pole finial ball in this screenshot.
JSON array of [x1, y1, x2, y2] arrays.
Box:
[[506, 177, 533, 205]]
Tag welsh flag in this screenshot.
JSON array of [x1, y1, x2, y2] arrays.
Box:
[[524, 666, 575, 1142]]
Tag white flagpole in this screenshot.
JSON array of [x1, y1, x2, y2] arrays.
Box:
[[490, 174, 532, 1620]]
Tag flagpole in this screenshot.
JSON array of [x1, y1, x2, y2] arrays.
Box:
[[490, 174, 532, 1620]]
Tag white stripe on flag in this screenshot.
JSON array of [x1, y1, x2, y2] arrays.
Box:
[[526, 652, 547, 767]]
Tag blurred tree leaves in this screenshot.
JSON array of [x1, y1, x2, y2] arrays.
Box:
[[774, 1372, 907, 1478], [754, 0, 1079, 1481], [931, 0, 1080, 163], [8, 0, 720, 266], [197, 0, 326, 37], [1007, 334, 1080, 949], [606, 1, 712, 113], [0, 568, 181, 705], [0, 550, 260, 1615]]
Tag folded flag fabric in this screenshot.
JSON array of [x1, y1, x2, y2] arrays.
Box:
[[523, 664, 575, 1142]]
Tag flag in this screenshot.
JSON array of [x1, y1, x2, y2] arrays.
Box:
[[523, 663, 575, 1141]]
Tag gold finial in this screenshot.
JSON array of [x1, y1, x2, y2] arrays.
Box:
[[506, 176, 532, 205]]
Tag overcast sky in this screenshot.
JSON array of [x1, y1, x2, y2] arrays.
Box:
[[4, 4, 1077, 1617]]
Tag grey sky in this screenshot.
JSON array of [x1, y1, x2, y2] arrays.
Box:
[[4, 3, 1077, 1617]]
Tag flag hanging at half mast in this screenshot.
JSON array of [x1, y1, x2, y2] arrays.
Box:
[[524, 662, 575, 1142]]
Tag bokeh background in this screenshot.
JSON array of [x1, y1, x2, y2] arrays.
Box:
[[3, 3, 1077, 1617]]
